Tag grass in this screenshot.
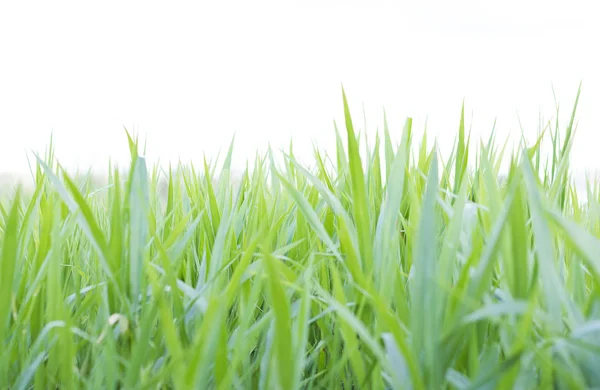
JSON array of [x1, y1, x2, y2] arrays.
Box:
[[2, 85, 600, 389]]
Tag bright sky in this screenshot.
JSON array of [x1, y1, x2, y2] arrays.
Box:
[[1, 1, 599, 184]]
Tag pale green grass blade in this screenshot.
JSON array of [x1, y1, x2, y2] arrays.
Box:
[[314, 280, 394, 383], [147, 265, 185, 389], [128, 156, 150, 313], [410, 149, 442, 388], [383, 110, 394, 177], [373, 117, 411, 307], [263, 247, 294, 390], [0, 190, 21, 385], [13, 352, 46, 390], [342, 88, 373, 276], [521, 150, 565, 333]]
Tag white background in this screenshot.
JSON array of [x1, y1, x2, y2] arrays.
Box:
[[1, 1, 598, 185]]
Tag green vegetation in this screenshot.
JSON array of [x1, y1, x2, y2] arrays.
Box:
[[2, 86, 600, 389]]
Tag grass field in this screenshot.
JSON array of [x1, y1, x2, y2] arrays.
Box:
[[2, 87, 600, 389]]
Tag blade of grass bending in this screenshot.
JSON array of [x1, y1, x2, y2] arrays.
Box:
[[454, 101, 467, 196], [329, 263, 366, 385], [469, 175, 517, 295], [14, 320, 69, 390], [277, 155, 371, 300], [274, 170, 344, 264], [13, 352, 47, 390], [313, 282, 394, 381], [281, 154, 359, 254], [35, 157, 124, 302], [545, 209, 600, 289]]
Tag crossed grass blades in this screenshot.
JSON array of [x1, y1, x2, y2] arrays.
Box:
[[2, 85, 600, 389]]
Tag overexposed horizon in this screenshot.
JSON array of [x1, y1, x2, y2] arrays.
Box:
[[1, 1, 599, 187]]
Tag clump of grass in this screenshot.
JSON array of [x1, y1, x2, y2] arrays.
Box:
[[2, 85, 600, 389]]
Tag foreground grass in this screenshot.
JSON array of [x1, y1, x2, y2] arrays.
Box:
[[2, 87, 600, 389]]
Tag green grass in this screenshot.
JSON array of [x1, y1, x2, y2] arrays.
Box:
[[2, 85, 600, 389]]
